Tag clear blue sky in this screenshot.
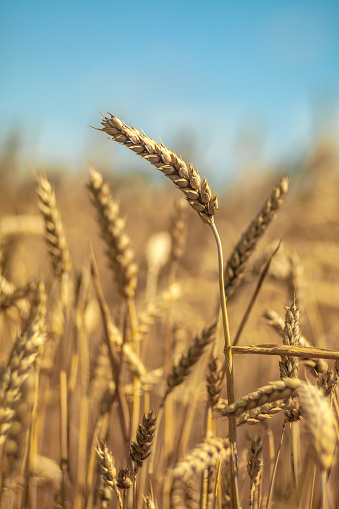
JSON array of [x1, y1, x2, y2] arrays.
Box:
[[1, 0, 338, 184]]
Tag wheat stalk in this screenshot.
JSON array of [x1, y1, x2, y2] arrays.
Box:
[[99, 113, 218, 223]]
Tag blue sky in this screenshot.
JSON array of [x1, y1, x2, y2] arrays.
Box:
[[1, 0, 339, 184]]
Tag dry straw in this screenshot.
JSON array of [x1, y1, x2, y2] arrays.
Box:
[[224, 176, 289, 299], [99, 113, 218, 223], [86, 166, 138, 299]]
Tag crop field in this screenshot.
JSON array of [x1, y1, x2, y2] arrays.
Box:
[[0, 115, 338, 509]]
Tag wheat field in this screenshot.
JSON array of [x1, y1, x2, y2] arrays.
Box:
[[0, 115, 338, 509]]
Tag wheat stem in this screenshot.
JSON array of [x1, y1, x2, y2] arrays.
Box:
[[209, 219, 239, 509]]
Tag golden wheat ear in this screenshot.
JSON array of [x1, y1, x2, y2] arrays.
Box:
[[99, 113, 218, 223]]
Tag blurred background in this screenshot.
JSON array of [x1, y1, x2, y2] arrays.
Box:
[[1, 0, 339, 186]]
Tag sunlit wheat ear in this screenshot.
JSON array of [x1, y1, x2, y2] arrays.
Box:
[[99, 113, 218, 223], [172, 438, 230, 480], [96, 440, 123, 509], [220, 378, 301, 417], [36, 174, 71, 280], [298, 382, 337, 471], [86, 166, 138, 299], [224, 176, 289, 299], [162, 322, 216, 403], [279, 301, 300, 379], [129, 411, 157, 474], [0, 321, 46, 445]]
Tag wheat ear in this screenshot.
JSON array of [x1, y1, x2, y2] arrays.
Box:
[[36, 174, 71, 280], [86, 166, 138, 299], [96, 440, 123, 509], [129, 411, 157, 474], [216, 399, 290, 426], [0, 321, 46, 445], [297, 382, 337, 471], [162, 322, 216, 404], [224, 176, 289, 299], [247, 436, 263, 509], [172, 438, 230, 480], [263, 308, 328, 373], [99, 113, 218, 223], [220, 378, 301, 418], [206, 356, 224, 410], [279, 301, 300, 379]]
